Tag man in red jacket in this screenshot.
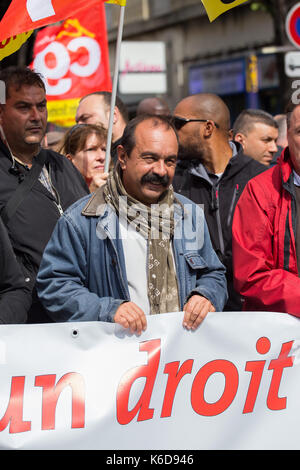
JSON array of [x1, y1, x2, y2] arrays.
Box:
[[232, 100, 300, 316]]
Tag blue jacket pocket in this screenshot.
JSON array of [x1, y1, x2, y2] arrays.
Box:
[[184, 252, 208, 270]]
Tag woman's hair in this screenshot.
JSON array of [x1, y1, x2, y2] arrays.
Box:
[[59, 123, 107, 156]]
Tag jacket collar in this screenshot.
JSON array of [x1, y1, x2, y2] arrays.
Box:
[[182, 141, 254, 183], [0, 137, 14, 163], [81, 185, 106, 217], [278, 147, 294, 184], [0, 135, 54, 169]]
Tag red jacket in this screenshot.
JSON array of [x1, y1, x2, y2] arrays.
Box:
[[232, 149, 300, 316]]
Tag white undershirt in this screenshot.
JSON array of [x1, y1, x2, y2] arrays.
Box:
[[119, 217, 150, 315]]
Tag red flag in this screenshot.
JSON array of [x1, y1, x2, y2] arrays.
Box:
[[31, 3, 111, 126], [0, 0, 102, 42]]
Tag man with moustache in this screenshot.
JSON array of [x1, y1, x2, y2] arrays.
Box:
[[36, 114, 227, 332], [172, 93, 265, 311], [0, 66, 89, 323]]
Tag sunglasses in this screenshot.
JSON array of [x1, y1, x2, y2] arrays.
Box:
[[172, 116, 220, 131]]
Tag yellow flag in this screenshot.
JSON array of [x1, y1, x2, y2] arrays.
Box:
[[47, 98, 81, 128], [0, 30, 33, 61], [201, 0, 247, 22], [105, 0, 127, 5], [246, 54, 258, 94]]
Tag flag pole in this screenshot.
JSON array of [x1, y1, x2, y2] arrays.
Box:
[[104, 4, 125, 173]]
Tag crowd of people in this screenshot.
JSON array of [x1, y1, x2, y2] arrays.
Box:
[[0, 64, 299, 329]]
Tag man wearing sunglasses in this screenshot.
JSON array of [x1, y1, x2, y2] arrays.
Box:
[[172, 93, 266, 311]]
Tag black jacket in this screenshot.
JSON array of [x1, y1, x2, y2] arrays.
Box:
[[0, 216, 31, 323], [0, 139, 89, 323], [172, 143, 266, 311]]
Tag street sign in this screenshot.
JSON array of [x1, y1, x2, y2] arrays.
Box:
[[286, 3, 300, 49], [119, 41, 167, 94], [285, 51, 300, 77]]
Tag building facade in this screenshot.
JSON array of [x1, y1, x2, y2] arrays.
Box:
[[105, 0, 286, 121]]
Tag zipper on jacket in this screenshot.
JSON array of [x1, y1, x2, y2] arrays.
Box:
[[48, 164, 64, 216], [211, 186, 225, 256], [51, 187, 64, 216], [55, 200, 64, 216], [227, 184, 239, 227], [215, 188, 225, 256]]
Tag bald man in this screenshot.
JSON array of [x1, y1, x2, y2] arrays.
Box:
[[136, 97, 170, 116], [172, 93, 266, 311]]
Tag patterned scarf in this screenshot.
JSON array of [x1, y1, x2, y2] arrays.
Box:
[[104, 164, 180, 315]]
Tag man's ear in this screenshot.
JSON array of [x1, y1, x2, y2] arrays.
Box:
[[66, 153, 73, 162], [202, 120, 215, 138], [233, 132, 245, 147], [117, 145, 127, 169], [113, 106, 119, 125]]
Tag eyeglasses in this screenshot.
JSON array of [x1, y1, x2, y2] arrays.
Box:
[[172, 115, 219, 131]]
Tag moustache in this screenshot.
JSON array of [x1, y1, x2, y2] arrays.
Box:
[[141, 172, 170, 187]]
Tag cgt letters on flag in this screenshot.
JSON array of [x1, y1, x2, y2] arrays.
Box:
[[31, 2, 111, 127]]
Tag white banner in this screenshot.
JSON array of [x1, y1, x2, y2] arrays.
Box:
[[0, 311, 300, 450]]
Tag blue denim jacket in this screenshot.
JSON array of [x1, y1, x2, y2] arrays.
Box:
[[36, 188, 228, 322]]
